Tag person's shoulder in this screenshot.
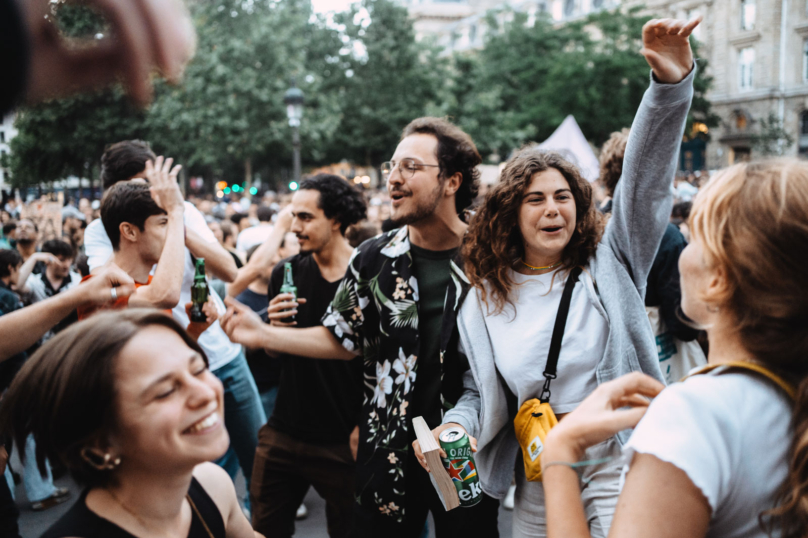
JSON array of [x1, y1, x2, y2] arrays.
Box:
[[192, 462, 235, 520], [351, 228, 401, 266]]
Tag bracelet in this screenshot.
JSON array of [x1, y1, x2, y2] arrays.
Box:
[[542, 457, 614, 472]]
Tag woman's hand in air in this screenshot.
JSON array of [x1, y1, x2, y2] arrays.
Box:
[[641, 17, 702, 84], [543, 372, 664, 463]]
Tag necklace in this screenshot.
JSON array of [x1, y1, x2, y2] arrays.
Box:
[[107, 488, 215, 538], [519, 259, 563, 272]]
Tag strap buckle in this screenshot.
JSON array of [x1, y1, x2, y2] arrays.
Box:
[[540, 376, 553, 403]]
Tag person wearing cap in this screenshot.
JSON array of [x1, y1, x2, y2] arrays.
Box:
[[62, 205, 87, 256]]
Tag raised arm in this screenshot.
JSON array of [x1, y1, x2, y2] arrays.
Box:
[[128, 157, 185, 309], [220, 297, 356, 361], [184, 203, 238, 283], [226, 206, 293, 298], [16, 252, 56, 292], [605, 17, 698, 292], [0, 265, 135, 361]]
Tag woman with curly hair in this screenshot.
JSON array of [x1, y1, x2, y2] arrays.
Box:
[[412, 17, 700, 538]]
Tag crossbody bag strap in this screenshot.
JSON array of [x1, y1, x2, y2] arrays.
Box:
[[540, 266, 583, 403], [685, 361, 796, 400]]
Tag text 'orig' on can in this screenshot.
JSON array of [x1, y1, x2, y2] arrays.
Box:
[[439, 427, 482, 507]]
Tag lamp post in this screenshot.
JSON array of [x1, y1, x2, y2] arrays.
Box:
[[284, 81, 305, 185]]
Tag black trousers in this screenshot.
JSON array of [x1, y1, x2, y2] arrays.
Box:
[[250, 426, 355, 538], [352, 454, 499, 538]]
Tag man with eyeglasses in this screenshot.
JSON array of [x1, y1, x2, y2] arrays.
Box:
[[223, 117, 500, 537]]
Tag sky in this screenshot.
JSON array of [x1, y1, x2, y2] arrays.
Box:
[[311, 0, 356, 13]]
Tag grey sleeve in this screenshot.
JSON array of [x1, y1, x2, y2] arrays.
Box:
[[605, 66, 696, 293], [443, 343, 482, 439]]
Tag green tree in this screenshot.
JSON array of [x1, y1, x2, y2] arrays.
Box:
[[446, 7, 718, 159], [326, 0, 449, 167]]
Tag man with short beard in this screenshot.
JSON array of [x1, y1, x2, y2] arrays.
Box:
[[13, 219, 38, 264], [223, 118, 500, 537]]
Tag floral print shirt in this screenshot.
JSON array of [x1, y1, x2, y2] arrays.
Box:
[[322, 226, 470, 523]]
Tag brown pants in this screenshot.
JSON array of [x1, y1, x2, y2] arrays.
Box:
[[250, 425, 355, 538]]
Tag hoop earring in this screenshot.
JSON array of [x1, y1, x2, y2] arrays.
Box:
[[80, 447, 121, 471]]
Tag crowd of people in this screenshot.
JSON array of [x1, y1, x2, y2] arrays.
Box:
[[1, 2, 808, 538]]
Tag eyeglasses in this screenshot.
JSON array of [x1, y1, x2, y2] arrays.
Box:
[[381, 159, 440, 180]]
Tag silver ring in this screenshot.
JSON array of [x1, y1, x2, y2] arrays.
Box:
[[110, 287, 118, 301]]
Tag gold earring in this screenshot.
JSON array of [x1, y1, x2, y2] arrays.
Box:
[[80, 447, 121, 470]]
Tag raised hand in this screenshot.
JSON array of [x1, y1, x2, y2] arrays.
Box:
[[21, 0, 196, 106], [641, 17, 701, 84], [145, 156, 184, 214]]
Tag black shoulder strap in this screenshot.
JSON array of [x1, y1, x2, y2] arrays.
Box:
[[540, 266, 582, 403]]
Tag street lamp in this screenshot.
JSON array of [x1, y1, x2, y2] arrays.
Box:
[[284, 81, 305, 186]]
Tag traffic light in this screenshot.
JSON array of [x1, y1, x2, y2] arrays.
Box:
[[249, 187, 258, 195], [216, 181, 228, 191], [289, 181, 299, 191], [223, 187, 231, 195]]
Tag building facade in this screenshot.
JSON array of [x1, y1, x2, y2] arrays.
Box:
[[401, 0, 808, 168], [0, 114, 16, 190]]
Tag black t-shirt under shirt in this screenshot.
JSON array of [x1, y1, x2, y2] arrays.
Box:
[[407, 244, 458, 437], [266, 253, 363, 444]]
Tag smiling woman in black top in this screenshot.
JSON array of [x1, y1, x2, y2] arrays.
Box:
[[0, 309, 259, 538]]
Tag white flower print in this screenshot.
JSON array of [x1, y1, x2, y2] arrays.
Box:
[[392, 348, 417, 394], [371, 360, 394, 408]]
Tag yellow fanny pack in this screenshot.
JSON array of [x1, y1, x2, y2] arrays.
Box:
[[514, 267, 581, 482]]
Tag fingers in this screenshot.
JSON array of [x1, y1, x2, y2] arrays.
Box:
[[91, 0, 155, 105], [603, 406, 650, 433], [610, 372, 665, 400], [224, 296, 251, 314], [681, 16, 703, 38]]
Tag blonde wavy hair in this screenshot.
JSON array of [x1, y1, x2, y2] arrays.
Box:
[[689, 159, 808, 537]]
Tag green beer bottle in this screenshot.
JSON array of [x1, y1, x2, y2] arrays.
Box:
[[190, 258, 209, 323], [279, 262, 297, 323]]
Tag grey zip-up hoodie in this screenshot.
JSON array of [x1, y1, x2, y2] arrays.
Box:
[[443, 68, 696, 500]]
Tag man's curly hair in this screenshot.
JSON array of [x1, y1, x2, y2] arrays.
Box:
[[401, 117, 481, 216], [299, 174, 367, 234], [598, 128, 630, 198], [464, 148, 605, 314]]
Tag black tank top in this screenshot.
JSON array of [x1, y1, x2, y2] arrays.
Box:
[[39, 478, 226, 538]]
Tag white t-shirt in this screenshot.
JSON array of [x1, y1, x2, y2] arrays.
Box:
[[84, 202, 241, 371], [623, 371, 792, 538], [235, 223, 273, 252], [482, 269, 607, 413]]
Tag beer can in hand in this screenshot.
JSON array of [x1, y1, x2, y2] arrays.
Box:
[[439, 427, 482, 507]]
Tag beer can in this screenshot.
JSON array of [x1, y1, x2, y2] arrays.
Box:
[[439, 427, 482, 507]]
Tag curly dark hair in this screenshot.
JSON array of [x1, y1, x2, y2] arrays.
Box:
[[299, 174, 367, 234], [598, 128, 630, 198], [401, 117, 481, 216], [464, 148, 605, 314]]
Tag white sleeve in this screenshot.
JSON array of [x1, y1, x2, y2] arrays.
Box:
[[25, 275, 47, 303], [84, 219, 114, 271], [623, 376, 739, 513], [183, 202, 217, 243]]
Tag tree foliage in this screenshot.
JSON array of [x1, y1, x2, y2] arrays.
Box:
[[444, 7, 717, 160], [8, 2, 716, 189]]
